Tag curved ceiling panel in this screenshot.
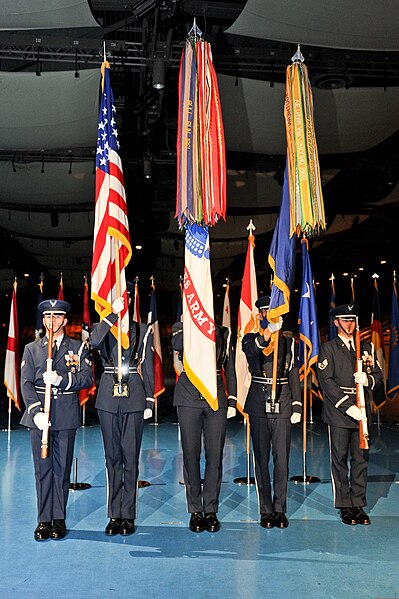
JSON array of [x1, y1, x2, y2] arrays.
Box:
[[0, 161, 95, 206], [16, 237, 92, 258], [0, 69, 99, 150], [227, 0, 399, 51], [0, 0, 99, 30], [1, 209, 94, 238], [219, 74, 399, 155]]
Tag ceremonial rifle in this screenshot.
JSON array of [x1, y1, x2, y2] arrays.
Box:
[[355, 320, 369, 450], [41, 316, 54, 458]]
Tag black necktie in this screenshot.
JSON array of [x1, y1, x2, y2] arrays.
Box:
[[52, 341, 58, 363], [349, 340, 356, 356]]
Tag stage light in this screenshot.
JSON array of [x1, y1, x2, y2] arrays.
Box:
[[152, 58, 165, 90], [143, 158, 152, 179]]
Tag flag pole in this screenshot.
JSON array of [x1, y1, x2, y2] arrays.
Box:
[[233, 414, 255, 486], [113, 237, 123, 390], [291, 352, 321, 483], [291, 240, 320, 484]]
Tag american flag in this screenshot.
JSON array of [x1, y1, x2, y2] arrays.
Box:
[[91, 61, 132, 349]]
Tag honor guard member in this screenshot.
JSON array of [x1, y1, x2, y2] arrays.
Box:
[[90, 287, 154, 536], [171, 322, 237, 533], [317, 304, 383, 525], [242, 296, 302, 529], [20, 299, 93, 541]]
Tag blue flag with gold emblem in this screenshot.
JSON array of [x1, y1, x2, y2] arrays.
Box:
[[387, 280, 399, 399], [267, 165, 296, 324], [298, 239, 319, 378]]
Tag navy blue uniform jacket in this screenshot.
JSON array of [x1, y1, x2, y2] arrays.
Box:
[[90, 312, 154, 413], [20, 335, 93, 430]]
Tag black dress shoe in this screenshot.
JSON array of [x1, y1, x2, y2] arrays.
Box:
[[105, 518, 122, 536], [340, 508, 357, 525], [120, 519, 135, 536], [353, 506, 370, 525], [204, 512, 220, 532], [273, 512, 289, 528], [50, 519, 67, 539], [189, 512, 205, 533], [34, 522, 52, 541], [260, 513, 275, 529]]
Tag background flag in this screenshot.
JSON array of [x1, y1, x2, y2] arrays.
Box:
[[387, 275, 399, 399], [298, 239, 320, 378], [4, 279, 21, 411], [133, 278, 141, 323], [328, 273, 337, 341], [267, 166, 296, 327], [235, 222, 258, 412], [371, 274, 385, 378], [79, 277, 96, 407], [91, 60, 132, 349], [173, 278, 184, 378], [35, 273, 44, 340], [182, 223, 217, 409], [148, 281, 165, 398], [222, 278, 231, 329], [58, 272, 64, 300]]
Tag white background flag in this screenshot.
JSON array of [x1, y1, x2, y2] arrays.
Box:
[[235, 224, 258, 412]]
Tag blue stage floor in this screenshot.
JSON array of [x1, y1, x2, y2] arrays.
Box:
[[1, 420, 399, 599]]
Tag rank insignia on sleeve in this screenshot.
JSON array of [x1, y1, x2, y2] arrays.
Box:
[[318, 359, 328, 370]]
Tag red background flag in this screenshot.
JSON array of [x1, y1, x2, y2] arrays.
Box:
[[58, 273, 64, 300], [4, 279, 21, 411], [79, 278, 96, 407], [147, 283, 165, 398]]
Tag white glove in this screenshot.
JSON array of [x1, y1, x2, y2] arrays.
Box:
[[290, 412, 301, 424], [227, 406, 236, 419], [268, 317, 283, 333], [112, 297, 124, 314], [33, 412, 50, 431], [144, 408, 153, 420], [43, 370, 62, 387], [346, 405, 363, 421], [354, 371, 368, 386]]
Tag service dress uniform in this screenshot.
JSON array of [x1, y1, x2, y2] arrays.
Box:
[[20, 300, 93, 540], [90, 311, 154, 534], [317, 304, 383, 524], [242, 324, 302, 528], [172, 323, 237, 532]]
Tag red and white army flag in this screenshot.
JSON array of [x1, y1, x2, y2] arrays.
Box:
[[235, 221, 258, 412], [4, 279, 21, 411], [183, 223, 217, 410]]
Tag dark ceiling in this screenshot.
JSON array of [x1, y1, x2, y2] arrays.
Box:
[[0, 0, 399, 323]]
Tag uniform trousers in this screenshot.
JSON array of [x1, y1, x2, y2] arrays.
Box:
[[177, 405, 227, 514], [249, 414, 291, 514], [30, 428, 76, 522], [98, 409, 144, 519], [328, 424, 369, 508]]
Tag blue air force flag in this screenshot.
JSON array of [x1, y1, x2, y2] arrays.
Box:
[[298, 239, 320, 377]]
